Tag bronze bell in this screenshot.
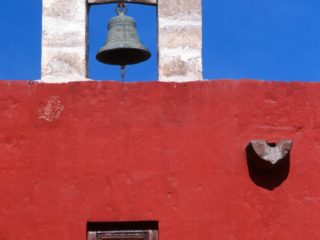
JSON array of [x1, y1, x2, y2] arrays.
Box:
[[96, 4, 151, 67]]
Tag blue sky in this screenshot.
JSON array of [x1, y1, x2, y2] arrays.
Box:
[[0, 0, 320, 81]]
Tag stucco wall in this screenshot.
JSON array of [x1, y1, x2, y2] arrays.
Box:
[[0, 80, 319, 239]]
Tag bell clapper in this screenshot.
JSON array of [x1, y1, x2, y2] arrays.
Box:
[[120, 65, 126, 82]]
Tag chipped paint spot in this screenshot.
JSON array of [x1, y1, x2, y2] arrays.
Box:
[[38, 96, 64, 121]]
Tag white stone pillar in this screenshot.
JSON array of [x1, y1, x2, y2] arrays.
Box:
[[41, 0, 89, 83], [158, 0, 203, 82]]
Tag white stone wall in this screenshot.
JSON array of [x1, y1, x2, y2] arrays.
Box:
[[41, 0, 202, 82]]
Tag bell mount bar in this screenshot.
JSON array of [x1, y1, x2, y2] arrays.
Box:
[[88, 0, 157, 5]]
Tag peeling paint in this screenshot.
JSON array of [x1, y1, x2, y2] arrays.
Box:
[[38, 96, 64, 121]]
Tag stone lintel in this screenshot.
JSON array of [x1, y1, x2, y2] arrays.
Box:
[[88, 0, 157, 5]]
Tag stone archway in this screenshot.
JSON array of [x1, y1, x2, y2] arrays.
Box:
[[41, 0, 202, 82]]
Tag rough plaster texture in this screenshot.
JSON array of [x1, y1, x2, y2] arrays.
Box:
[[41, 0, 202, 82], [0, 80, 320, 239], [42, 0, 89, 82]]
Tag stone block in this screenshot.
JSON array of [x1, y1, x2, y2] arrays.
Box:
[[42, 49, 88, 82], [158, 24, 202, 49]]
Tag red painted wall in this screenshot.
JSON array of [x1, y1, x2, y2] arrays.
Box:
[[0, 80, 319, 240]]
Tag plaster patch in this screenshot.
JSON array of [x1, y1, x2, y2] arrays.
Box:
[[38, 96, 64, 121]]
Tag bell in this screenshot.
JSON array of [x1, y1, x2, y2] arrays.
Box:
[[96, 5, 151, 67]]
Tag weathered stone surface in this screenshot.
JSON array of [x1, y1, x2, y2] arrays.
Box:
[[158, 0, 201, 17], [42, 28, 85, 48], [159, 54, 202, 81], [247, 140, 293, 169], [158, 25, 202, 49], [158, 0, 203, 81], [251, 140, 292, 164], [42, 0, 89, 82], [42, 50, 87, 81]]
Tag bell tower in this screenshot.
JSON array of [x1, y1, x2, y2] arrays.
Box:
[[41, 0, 203, 82]]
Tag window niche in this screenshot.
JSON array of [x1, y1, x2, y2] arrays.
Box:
[[87, 221, 159, 240]]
